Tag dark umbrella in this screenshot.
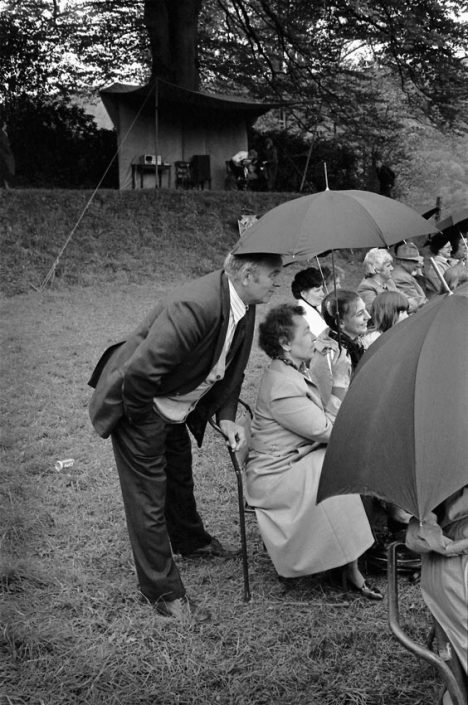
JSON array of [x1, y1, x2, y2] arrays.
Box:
[[317, 283, 468, 520], [437, 207, 468, 234], [232, 189, 439, 259]]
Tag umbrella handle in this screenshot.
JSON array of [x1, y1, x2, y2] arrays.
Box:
[[429, 256, 452, 294]]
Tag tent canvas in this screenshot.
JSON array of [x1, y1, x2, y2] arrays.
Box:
[[100, 79, 281, 190]]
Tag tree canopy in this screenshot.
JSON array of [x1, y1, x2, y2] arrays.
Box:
[[1, 0, 467, 191]]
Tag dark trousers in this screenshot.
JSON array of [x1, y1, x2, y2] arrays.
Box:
[[111, 414, 212, 602]]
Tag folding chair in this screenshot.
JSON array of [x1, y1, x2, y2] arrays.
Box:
[[387, 542, 467, 705], [174, 161, 193, 189], [208, 399, 252, 602]]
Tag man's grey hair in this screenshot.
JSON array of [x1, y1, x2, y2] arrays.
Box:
[[363, 248, 393, 276], [223, 252, 282, 280]]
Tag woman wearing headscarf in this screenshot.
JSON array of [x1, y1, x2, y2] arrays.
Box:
[[424, 234, 466, 296]]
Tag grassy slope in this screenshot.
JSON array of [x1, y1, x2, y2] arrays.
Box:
[[1, 189, 439, 704], [0, 189, 311, 296]]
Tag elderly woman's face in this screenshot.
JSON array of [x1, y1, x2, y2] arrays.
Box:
[[375, 256, 394, 280], [341, 297, 370, 339], [284, 315, 315, 363]]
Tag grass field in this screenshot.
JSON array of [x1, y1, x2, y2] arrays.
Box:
[[1, 190, 441, 704]]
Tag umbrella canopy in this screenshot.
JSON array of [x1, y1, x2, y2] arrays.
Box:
[[232, 189, 439, 259], [317, 283, 468, 521], [437, 207, 468, 234]]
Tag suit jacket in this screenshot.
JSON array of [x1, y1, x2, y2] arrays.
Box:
[[357, 276, 398, 312], [391, 264, 427, 312], [88, 270, 255, 445]]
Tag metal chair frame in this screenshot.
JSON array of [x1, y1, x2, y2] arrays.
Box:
[[208, 399, 252, 602], [387, 542, 467, 705]]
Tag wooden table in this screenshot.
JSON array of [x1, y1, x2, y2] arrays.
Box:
[[131, 163, 171, 189]]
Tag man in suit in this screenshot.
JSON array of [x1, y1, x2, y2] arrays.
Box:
[[88, 251, 283, 621], [391, 242, 428, 312]]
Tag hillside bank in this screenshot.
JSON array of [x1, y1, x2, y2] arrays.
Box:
[[0, 189, 298, 296]]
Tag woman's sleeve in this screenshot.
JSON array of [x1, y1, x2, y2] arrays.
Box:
[[269, 385, 334, 443]]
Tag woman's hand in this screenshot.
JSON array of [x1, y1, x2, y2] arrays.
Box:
[[331, 349, 351, 389]]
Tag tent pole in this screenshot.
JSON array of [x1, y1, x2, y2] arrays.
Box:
[[154, 78, 159, 189], [299, 141, 314, 192]]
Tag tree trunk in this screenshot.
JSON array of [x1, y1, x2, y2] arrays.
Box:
[[144, 0, 202, 90]]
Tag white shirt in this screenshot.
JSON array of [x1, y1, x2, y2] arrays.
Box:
[[300, 299, 328, 338], [153, 279, 247, 422]]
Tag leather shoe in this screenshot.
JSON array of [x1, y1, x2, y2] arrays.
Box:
[[181, 537, 240, 559], [343, 574, 384, 601], [154, 595, 211, 623]]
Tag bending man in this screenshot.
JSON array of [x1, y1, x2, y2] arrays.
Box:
[[88, 251, 282, 622]]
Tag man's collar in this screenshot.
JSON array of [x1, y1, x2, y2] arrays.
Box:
[[228, 278, 248, 322]]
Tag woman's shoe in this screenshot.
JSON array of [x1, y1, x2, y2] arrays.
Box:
[[342, 573, 384, 601]]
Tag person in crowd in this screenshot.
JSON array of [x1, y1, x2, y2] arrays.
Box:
[[324, 264, 345, 290], [0, 123, 15, 188], [374, 156, 396, 197], [443, 235, 468, 290], [310, 290, 370, 405], [424, 234, 466, 295], [357, 248, 398, 313], [391, 242, 428, 312], [444, 265, 468, 291], [263, 137, 278, 191], [362, 291, 409, 349], [449, 235, 468, 263], [290, 266, 328, 337], [88, 251, 283, 622], [229, 148, 259, 189], [245, 304, 382, 599], [406, 486, 468, 705]]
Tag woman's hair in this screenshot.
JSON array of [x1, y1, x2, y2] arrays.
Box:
[[321, 290, 360, 331], [362, 248, 393, 276], [370, 291, 409, 332], [291, 267, 323, 299], [258, 303, 305, 358], [428, 233, 450, 255]]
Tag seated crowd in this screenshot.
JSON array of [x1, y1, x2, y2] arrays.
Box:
[[244, 237, 467, 702]]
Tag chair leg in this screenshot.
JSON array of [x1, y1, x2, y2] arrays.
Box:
[[387, 542, 467, 705]]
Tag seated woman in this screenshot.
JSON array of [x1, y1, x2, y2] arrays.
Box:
[[245, 304, 382, 599], [291, 266, 328, 337], [310, 290, 370, 406], [406, 487, 468, 704], [357, 248, 398, 312], [424, 234, 466, 295], [362, 290, 409, 349]]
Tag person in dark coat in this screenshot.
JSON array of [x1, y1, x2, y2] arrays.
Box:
[[88, 251, 282, 622], [0, 123, 15, 188], [375, 157, 395, 197], [263, 137, 278, 191]]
